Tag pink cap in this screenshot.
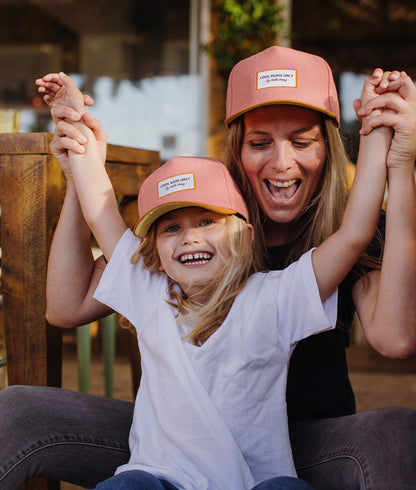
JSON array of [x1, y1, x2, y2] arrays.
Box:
[[133, 156, 250, 237], [225, 46, 340, 127]]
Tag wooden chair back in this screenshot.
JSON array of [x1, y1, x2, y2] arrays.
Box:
[[0, 132, 159, 387], [0, 133, 160, 490], [0, 132, 160, 490]]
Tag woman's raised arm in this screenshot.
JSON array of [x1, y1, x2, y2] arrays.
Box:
[[353, 71, 416, 358]]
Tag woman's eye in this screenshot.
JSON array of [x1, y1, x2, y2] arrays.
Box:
[[200, 219, 214, 227], [249, 140, 269, 149], [292, 140, 311, 149]]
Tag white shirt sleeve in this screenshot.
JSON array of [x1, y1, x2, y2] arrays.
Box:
[[274, 248, 338, 347], [241, 249, 337, 351], [93, 229, 168, 329]]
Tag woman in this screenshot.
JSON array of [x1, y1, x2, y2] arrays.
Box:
[[222, 46, 416, 488], [0, 46, 414, 489]]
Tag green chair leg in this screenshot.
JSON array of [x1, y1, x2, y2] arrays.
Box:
[[102, 314, 116, 398], [77, 315, 116, 397], [77, 324, 91, 393]]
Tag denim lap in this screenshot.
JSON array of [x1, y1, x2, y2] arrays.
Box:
[[1, 386, 416, 489], [92, 470, 178, 489], [92, 472, 314, 490]]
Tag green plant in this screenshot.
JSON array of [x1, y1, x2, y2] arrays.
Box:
[[206, 0, 286, 79]]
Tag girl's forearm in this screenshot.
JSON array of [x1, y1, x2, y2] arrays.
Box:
[[68, 121, 127, 260], [312, 127, 389, 300], [340, 127, 390, 247]]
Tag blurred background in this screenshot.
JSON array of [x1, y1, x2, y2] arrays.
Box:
[[1, 0, 416, 161]]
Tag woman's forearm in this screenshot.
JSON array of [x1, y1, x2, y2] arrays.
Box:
[[361, 165, 416, 357], [46, 180, 112, 327]]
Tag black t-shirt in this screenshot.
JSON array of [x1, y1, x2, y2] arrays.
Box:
[[265, 212, 385, 423]]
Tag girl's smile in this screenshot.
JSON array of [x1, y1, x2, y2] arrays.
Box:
[[241, 105, 326, 245], [156, 207, 230, 298], [178, 252, 213, 266]]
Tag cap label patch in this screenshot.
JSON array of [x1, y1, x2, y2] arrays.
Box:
[[158, 173, 195, 198], [257, 69, 297, 89]]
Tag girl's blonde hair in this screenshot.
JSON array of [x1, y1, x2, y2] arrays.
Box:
[[224, 115, 383, 270], [131, 213, 258, 345]]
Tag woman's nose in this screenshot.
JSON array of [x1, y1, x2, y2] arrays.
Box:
[[269, 142, 293, 172]]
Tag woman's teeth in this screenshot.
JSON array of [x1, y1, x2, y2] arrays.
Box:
[[269, 178, 297, 188], [267, 178, 299, 199], [180, 252, 212, 265]]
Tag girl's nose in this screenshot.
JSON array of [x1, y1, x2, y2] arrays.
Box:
[[180, 226, 201, 245]]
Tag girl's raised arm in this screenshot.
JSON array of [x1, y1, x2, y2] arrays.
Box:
[[67, 117, 128, 260], [312, 69, 392, 301]]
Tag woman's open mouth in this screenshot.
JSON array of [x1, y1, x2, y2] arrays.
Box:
[[179, 252, 213, 266], [266, 178, 300, 201]]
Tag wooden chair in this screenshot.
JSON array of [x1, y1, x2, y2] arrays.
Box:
[[0, 132, 160, 489]]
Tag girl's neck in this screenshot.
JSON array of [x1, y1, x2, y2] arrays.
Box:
[[185, 286, 211, 306]]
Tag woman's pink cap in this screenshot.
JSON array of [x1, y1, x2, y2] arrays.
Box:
[[225, 46, 340, 127], [133, 156, 250, 237]]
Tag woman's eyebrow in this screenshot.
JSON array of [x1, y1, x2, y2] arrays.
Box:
[[291, 124, 320, 135], [245, 124, 319, 136], [244, 129, 269, 136]]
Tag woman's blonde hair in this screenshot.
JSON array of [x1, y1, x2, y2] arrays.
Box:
[[131, 213, 258, 345], [224, 114, 383, 269]]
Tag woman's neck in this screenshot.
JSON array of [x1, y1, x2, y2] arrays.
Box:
[[263, 219, 292, 247]]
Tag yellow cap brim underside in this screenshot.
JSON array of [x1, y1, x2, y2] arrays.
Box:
[[225, 101, 338, 127], [133, 202, 238, 237]]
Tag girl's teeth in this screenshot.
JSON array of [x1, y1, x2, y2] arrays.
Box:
[[180, 252, 212, 264]]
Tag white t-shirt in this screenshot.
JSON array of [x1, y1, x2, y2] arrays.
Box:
[[94, 229, 337, 490]]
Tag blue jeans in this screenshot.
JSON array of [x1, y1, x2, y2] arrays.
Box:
[[0, 385, 416, 489], [92, 470, 315, 489], [92, 471, 178, 489]]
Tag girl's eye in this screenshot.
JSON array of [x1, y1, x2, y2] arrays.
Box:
[[165, 224, 180, 233], [200, 219, 214, 227]]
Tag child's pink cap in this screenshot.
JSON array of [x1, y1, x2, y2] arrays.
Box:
[[133, 156, 250, 237], [225, 46, 340, 127]]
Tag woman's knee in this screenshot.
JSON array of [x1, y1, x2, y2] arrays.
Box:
[[351, 406, 416, 451], [0, 385, 48, 431], [291, 407, 416, 490]]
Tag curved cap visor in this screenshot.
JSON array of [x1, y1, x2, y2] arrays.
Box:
[[133, 156, 249, 237], [225, 46, 340, 127]]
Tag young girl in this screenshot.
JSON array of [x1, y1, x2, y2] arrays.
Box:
[[43, 72, 389, 490]]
